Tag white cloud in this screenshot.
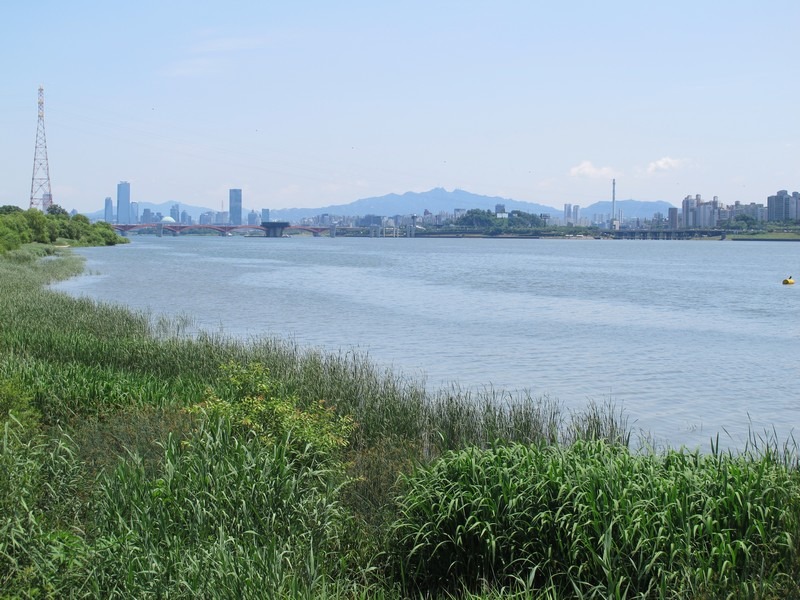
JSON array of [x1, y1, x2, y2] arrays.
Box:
[[646, 157, 685, 174], [569, 160, 618, 179]]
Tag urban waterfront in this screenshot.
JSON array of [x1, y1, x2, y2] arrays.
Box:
[[53, 235, 800, 450]]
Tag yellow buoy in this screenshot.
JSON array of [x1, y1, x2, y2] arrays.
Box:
[[783, 277, 795, 285]]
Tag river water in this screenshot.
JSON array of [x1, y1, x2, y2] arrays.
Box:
[[52, 235, 800, 450]]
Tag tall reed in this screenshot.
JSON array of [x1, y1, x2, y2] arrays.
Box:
[[390, 438, 800, 597]]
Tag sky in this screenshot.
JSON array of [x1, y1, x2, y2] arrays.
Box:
[[2, 1, 798, 215]]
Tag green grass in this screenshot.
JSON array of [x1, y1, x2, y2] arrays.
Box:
[[2, 244, 799, 599]]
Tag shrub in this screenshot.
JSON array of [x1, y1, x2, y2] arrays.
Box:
[[197, 361, 355, 464]]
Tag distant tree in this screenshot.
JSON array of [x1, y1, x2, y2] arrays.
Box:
[[455, 209, 496, 229], [46, 204, 70, 217], [24, 208, 57, 243], [733, 214, 756, 228], [0, 205, 23, 215], [507, 210, 544, 229]]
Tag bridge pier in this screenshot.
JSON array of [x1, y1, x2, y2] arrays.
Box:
[[261, 221, 290, 237]]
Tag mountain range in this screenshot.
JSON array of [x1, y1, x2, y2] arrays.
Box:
[[269, 188, 675, 222], [85, 188, 675, 223]]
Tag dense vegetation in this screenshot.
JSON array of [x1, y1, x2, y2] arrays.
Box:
[[2, 237, 800, 598], [0, 204, 125, 252]]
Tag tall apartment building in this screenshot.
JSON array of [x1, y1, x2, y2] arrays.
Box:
[[229, 189, 242, 225], [103, 197, 113, 222], [767, 190, 800, 222], [668, 207, 679, 229], [563, 203, 572, 224], [681, 195, 699, 228], [680, 194, 723, 228], [261, 208, 270, 223], [116, 182, 131, 224]]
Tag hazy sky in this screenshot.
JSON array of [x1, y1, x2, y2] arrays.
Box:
[[2, 1, 798, 214]]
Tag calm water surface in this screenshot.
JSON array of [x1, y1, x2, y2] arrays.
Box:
[[53, 235, 800, 450]]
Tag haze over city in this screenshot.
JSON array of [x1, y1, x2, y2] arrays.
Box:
[[2, 1, 798, 215]]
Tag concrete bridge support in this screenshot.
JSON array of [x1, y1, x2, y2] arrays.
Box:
[[261, 221, 290, 237]]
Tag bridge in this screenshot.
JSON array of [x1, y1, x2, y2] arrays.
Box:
[[113, 222, 293, 237], [111, 223, 389, 238], [603, 228, 731, 240]]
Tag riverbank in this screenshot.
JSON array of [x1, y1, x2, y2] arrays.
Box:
[[2, 244, 800, 598]]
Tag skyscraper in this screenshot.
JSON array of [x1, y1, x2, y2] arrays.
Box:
[[117, 181, 131, 224], [229, 189, 242, 225], [261, 208, 270, 223], [104, 197, 113, 222]]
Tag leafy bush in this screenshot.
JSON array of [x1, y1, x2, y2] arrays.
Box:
[[198, 361, 355, 463]]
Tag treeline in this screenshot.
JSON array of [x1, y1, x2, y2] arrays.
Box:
[[0, 204, 126, 252], [447, 208, 592, 237]]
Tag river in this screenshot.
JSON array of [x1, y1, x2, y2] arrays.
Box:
[[52, 234, 800, 450]]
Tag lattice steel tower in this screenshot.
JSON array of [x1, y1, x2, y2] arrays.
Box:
[[29, 86, 53, 210]]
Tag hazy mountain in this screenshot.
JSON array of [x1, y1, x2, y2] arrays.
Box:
[[269, 188, 560, 222], [582, 199, 676, 220]]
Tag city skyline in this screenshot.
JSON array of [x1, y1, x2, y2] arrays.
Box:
[[2, 2, 798, 214], [90, 182, 798, 232]]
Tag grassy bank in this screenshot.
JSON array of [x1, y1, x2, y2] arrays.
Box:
[[2, 245, 799, 598]]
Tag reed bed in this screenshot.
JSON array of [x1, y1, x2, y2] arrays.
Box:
[[390, 439, 800, 597], [2, 244, 800, 598]]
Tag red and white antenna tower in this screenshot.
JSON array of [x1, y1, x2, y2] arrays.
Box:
[[29, 86, 53, 211]]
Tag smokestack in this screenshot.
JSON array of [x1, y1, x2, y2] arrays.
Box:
[[612, 179, 616, 225]]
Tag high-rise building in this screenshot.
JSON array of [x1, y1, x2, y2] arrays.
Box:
[[767, 190, 797, 222], [668, 207, 679, 229], [229, 189, 242, 225], [564, 203, 572, 224], [572, 205, 580, 224], [117, 181, 131, 224], [681, 195, 698, 228], [130, 201, 139, 224], [104, 197, 113, 222], [261, 208, 270, 223], [170, 203, 180, 223]]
